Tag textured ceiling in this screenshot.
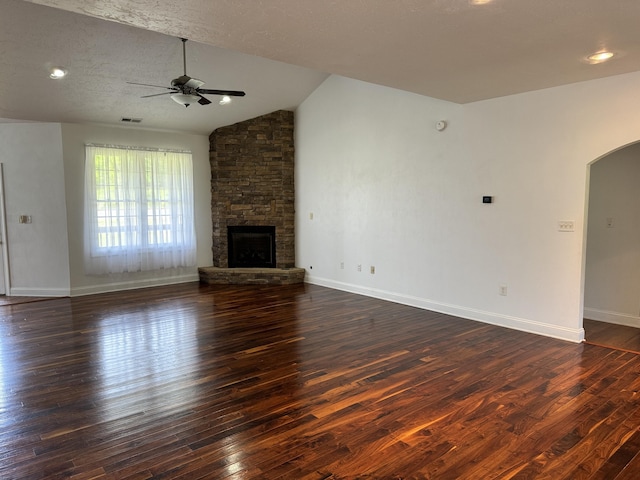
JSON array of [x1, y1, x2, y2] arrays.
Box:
[[0, 0, 328, 134], [4, 0, 640, 134]]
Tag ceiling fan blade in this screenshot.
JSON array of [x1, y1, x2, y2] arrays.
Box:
[[141, 91, 175, 98], [197, 89, 246, 97], [197, 94, 212, 105], [127, 81, 173, 89]]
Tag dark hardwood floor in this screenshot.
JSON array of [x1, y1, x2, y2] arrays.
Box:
[[584, 318, 640, 354], [1, 282, 640, 479], [0, 295, 53, 306]]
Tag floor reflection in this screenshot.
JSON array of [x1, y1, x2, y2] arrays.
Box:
[[96, 305, 200, 421]]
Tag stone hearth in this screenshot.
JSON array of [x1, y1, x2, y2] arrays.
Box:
[[198, 267, 305, 285]]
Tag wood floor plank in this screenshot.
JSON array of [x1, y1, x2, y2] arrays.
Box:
[[1, 282, 640, 479]]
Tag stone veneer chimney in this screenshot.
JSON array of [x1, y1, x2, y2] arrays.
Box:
[[208, 110, 295, 269]]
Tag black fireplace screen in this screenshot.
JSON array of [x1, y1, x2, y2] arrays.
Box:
[[227, 226, 276, 268]]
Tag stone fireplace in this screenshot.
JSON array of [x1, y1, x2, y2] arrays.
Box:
[[198, 110, 304, 285]]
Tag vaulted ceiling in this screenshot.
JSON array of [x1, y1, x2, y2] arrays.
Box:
[[4, 0, 640, 134]]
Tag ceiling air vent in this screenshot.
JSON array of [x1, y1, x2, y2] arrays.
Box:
[[121, 117, 143, 123]]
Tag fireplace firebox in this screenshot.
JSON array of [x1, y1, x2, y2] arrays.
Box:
[[227, 226, 276, 268]]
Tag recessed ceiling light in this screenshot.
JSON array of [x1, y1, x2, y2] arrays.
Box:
[[470, 0, 493, 5], [587, 51, 615, 64], [49, 67, 67, 79]]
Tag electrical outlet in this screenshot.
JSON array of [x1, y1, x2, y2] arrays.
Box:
[[558, 220, 574, 232], [370, 266, 375, 274], [499, 284, 507, 296], [340, 262, 344, 269], [357, 264, 362, 272], [606, 217, 614, 228], [309, 212, 314, 220]]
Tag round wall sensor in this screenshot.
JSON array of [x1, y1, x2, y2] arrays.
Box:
[[436, 120, 447, 131]]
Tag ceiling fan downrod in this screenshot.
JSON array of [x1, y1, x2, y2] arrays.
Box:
[[180, 38, 188, 76]]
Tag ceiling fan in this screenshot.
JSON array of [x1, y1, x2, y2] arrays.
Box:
[[128, 38, 246, 107]]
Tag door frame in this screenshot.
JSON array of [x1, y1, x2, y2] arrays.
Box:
[[0, 164, 11, 295]]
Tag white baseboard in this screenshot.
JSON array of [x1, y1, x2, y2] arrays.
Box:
[[306, 275, 585, 343], [8, 287, 70, 297], [70, 274, 199, 297], [584, 307, 640, 328]]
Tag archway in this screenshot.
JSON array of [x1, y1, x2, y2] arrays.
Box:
[[583, 141, 640, 352]]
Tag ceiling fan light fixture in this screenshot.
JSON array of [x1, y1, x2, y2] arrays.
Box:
[[49, 67, 67, 79], [170, 92, 200, 107], [219, 95, 232, 105]]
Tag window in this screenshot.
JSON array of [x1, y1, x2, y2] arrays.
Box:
[[84, 144, 196, 274]]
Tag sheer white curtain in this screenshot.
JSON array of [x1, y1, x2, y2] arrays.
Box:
[[84, 144, 196, 275]]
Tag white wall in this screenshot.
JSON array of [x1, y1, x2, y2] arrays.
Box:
[[0, 123, 71, 296], [584, 143, 640, 326], [296, 72, 640, 342], [61, 124, 211, 295]]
